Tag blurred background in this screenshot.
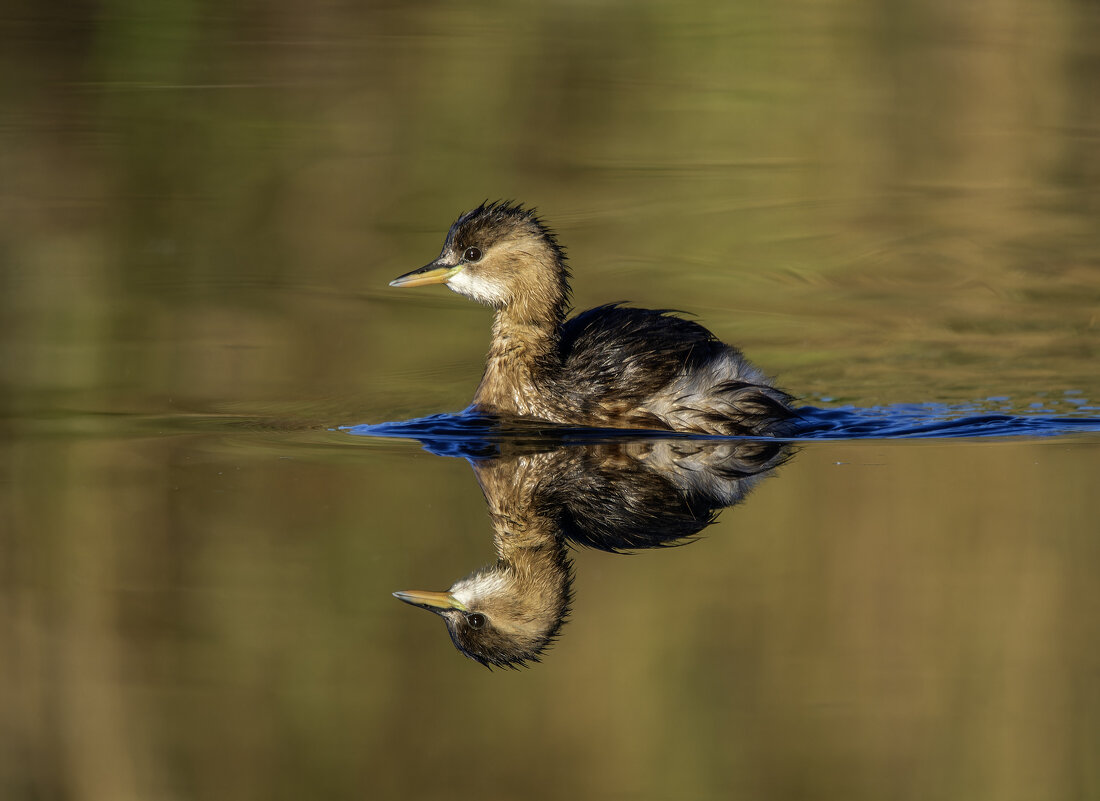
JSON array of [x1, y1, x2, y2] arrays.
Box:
[[2, 1, 1099, 799], [3, 0, 1099, 417]]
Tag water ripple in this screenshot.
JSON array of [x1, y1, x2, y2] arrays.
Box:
[[347, 401, 1100, 453]]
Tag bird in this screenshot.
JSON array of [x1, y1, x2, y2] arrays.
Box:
[[389, 200, 794, 436], [392, 438, 792, 668]]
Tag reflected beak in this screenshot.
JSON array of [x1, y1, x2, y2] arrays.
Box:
[[392, 589, 469, 613], [389, 260, 461, 288]]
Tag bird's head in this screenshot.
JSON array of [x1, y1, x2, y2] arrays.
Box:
[[389, 201, 569, 321], [393, 555, 571, 669]]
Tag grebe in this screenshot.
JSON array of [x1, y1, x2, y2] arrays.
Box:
[[393, 439, 792, 668], [389, 201, 794, 435]]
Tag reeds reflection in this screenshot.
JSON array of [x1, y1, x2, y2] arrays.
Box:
[[394, 436, 792, 667]]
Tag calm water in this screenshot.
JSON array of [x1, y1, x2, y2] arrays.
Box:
[[4, 1, 1100, 800]]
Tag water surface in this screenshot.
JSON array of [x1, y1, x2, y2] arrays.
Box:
[[3, 1, 1100, 800]]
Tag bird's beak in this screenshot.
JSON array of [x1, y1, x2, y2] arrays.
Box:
[[389, 260, 461, 288], [392, 589, 469, 613]]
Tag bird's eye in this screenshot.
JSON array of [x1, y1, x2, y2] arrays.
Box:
[[466, 612, 487, 629], [463, 246, 483, 262]]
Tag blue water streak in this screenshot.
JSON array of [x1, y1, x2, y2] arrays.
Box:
[[346, 402, 1100, 455]]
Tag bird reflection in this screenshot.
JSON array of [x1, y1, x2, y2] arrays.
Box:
[[395, 437, 792, 668]]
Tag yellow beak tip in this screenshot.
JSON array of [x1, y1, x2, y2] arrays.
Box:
[[388, 264, 458, 288], [392, 590, 469, 612]]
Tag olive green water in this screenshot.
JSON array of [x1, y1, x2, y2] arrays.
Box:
[[3, 2, 1100, 800]]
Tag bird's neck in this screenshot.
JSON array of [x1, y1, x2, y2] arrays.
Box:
[[471, 286, 568, 417], [474, 452, 561, 550], [474, 453, 570, 611]]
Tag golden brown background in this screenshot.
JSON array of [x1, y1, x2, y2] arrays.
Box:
[[2, 1, 1099, 799]]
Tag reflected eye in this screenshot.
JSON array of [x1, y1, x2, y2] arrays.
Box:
[[463, 246, 483, 262], [466, 612, 487, 629]]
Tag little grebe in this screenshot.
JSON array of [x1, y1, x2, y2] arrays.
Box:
[[389, 201, 794, 435], [393, 439, 792, 668]]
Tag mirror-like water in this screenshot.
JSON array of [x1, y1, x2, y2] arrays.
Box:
[[3, 1, 1100, 800], [4, 423, 1099, 800]]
